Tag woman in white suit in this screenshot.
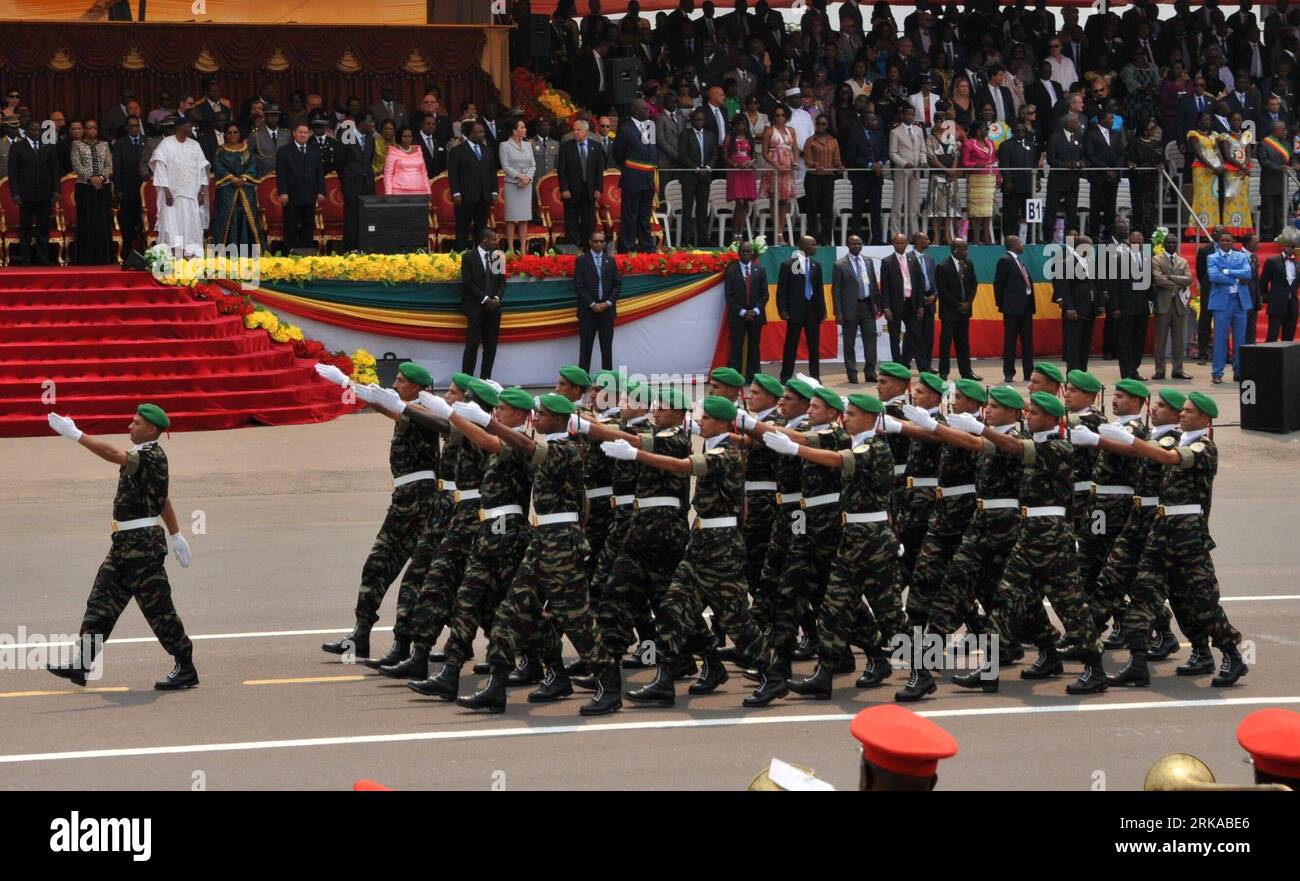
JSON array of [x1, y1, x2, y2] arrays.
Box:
[[499, 118, 535, 253]]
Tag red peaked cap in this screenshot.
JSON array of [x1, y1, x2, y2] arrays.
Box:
[[1236, 709, 1300, 780], [353, 779, 394, 791], [850, 705, 959, 778]]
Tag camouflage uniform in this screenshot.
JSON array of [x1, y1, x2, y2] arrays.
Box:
[[589, 416, 654, 642], [883, 395, 912, 518], [742, 406, 784, 627], [656, 437, 767, 666], [896, 409, 942, 577], [1126, 432, 1240, 652], [756, 413, 808, 629], [581, 409, 619, 590], [1078, 416, 1147, 621], [81, 442, 192, 659], [1067, 408, 1104, 546], [487, 433, 610, 673], [597, 424, 693, 657], [904, 412, 976, 624], [391, 424, 455, 642], [353, 413, 441, 631]]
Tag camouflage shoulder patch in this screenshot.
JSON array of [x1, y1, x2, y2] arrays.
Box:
[[852, 443, 872, 454], [1067, 413, 1081, 427]]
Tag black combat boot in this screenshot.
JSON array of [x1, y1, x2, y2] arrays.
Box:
[[379, 644, 429, 680], [155, 651, 199, 690], [1107, 649, 1150, 687], [364, 636, 410, 670], [506, 655, 544, 686], [1101, 627, 1127, 652], [1066, 654, 1110, 694], [580, 666, 624, 715], [951, 662, 999, 692], [855, 655, 893, 688], [743, 660, 790, 707], [528, 668, 574, 702], [1175, 645, 1215, 676], [717, 646, 741, 664], [791, 634, 816, 661], [786, 663, 833, 699], [688, 652, 729, 694], [321, 625, 370, 659], [472, 662, 492, 675], [1211, 646, 1248, 687], [1000, 642, 1025, 664], [456, 668, 509, 713], [47, 662, 89, 688], [565, 657, 593, 676], [1021, 646, 1065, 679], [627, 664, 676, 706], [894, 667, 936, 702], [669, 656, 698, 680], [1147, 629, 1181, 660], [831, 654, 856, 674], [407, 663, 459, 700]]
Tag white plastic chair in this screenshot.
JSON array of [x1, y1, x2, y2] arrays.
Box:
[[833, 178, 854, 245], [660, 179, 683, 249]]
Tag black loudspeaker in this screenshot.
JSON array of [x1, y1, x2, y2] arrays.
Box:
[[290, 246, 318, 257], [122, 250, 148, 270], [607, 56, 639, 106], [1240, 342, 1300, 433], [376, 352, 413, 389], [358, 194, 429, 254], [531, 14, 551, 58]]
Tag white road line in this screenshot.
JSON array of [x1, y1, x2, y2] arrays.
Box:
[[1220, 595, 1300, 602], [2, 695, 1298, 765]]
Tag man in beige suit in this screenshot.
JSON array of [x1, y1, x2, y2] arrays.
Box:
[[1151, 231, 1195, 380], [889, 105, 925, 238]]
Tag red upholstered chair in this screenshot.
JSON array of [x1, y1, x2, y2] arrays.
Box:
[[536, 170, 564, 248], [320, 173, 345, 252], [256, 174, 284, 253], [598, 169, 623, 243], [140, 180, 158, 247], [429, 172, 457, 250], [0, 177, 19, 264], [56, 174, 77, 264]]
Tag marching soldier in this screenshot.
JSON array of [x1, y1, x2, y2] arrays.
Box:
[[45, 405, 198, 689], [876, 362, 913, 521], [708, 367, 748, 404], [1063, 369, 1104, 550], [1026, 361, 1065, 398], [581, 370, 622, 585], [737, 373, 786, 633], [894, 372, 946, 578]]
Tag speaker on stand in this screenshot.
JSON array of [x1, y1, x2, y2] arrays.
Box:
[[607, 56, 639, 107]]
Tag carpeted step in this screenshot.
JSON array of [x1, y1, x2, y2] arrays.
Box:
[[0, 316, 247, 343], [0, 333, 272, 362], [0, 286, 202, 307], [0, 268, 163, 290], [0, 381, 347, 418], [0, 366, 319, 399], [0, 348, 299, 381], [0, 300, 220, 324]]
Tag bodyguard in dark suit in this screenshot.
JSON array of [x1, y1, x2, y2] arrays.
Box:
[[830, 235, 879, 383], [556, 122, 606, 249], [1054, 238, 1103, 373], [1112, 234, 1154, 379], [998, 124, 1039, 240], [935, 239, 980, 380], [447, 120, 497, 250], [879, 233, 927, 368], [338, 113, 376, 252], [843, 112, 888, 244], [112, 116, 146, 256], [574, 230, 621, 371], [6, 120, 60, 265], [908, 234, 938, 372], [461, 229, 505, 378], [677, 110, 719, 247], [1261, 245, 1300, 341], [994, 236, 1036, 382], [1046, 115, 1085, 234], [776, 236, 826, 381], [724, 241, 769, 382], [416, 112, 448, 178], [308, 111, 338, 174], [1243, 234, 1263, 345], [275, 125, 326, 252], [1084, 115, 1126, 240]]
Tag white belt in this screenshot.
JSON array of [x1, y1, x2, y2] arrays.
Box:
[[745, 480, 778, 492], [1092, 484, 1134, 495], [908, 476, 939, 489], [802, 492, 840, 508], [479, 504, 524, 521], [893, 464, 908, 476], [843, 511, 889, 524], [454, 488, 481, 503], [1022, 506, 1067, 518], [437, 479, 457, 492], [776, 492, 802, 505], [938, 484, 976, 498], [613, 494, 635, 506], [533, 512, 580, 526], [585, 486, 614, 499], [1158, 504, 1203, 517], [635, 496, 681, 510], [977, 498, 1019, 510], [695, 516, 739, 529], [394, 469, 436, 488], [1073, 481, 1093, 492], [1136, 496, 1160, 507], [111, 516, 163, 533]]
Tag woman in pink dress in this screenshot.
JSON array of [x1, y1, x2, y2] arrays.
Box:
[[959, 121, 1000, 244], [383, 126, 431, 197], [724, 114, 758, 239], [762, 105, 799, 245]]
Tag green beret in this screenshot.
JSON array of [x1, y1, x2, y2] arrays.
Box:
[[536, 391, 575, 415], [1032, 362, 1065, 384], [495, 386, 534, 411], [467, 378, 500, 407], [398, 361, 433, 387], [656, 387, 689, 411], [846, 392, 884, 414], [878, 361, 912, 381], [710, 367, 746, 388], [786, 378, 816, 400], [813, 387, 845, 411], [558, 365, 593, 388], [594, 369, 621, 390], [701, 395, 738, 421], [1158, 388, 1187, 412], [136, 403, 170, 430], [1114, 378, 1151, 399], [752, 373, 784, 398], [1187, 390, 1219, 419], [954, 378, 987, 403], [1030, 391, 1066, 418], [988, 385, 1026, 410], [918, 371, 946, 395], [1066, 369, 1101, 394], [450, 372, 475, 394]]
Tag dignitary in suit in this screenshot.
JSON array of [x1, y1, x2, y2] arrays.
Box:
[[994, 235, 1036, 382], [613, 100, 659, 253], [678, 109, 719, 246], [574, 230, 621, 371], [776, 236, 826, 381], [843, 111, 888, 244], [447, 120, 498, 250], [112, 115, 146, 256], [907, 232, 938, 371], [998, 122, 1040, 242], [7, 119, 61, 265], [888, 105, 926, 237], [1112, 231, 1154, 379], [417, 112, 448, 179], [1261, 243, 1300, 341], [461, 228, 506, 378], [1257, 120, 1295, 241], [879, 232, 926, 367], [935, 238, 980, 380], [724, 240, 769, 382], [1054, 235, 1103, 373], [250, 105, 291, 177], [1150, 231, 1195, 378], [1046, 113, 1086, 234], [831, 234, 880, 383], [1084, 113, 1126, 241], [556, 119, 606, 249], [370, 86, 409, 133], [338, 112, 376, 252], [275, 124, 326, 252]]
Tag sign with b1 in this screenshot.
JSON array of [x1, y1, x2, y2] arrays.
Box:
[[1025, 199, 1044, 224]]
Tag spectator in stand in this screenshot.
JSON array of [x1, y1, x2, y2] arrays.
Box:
[[802, 113, 843, 245], [724, 114, 759, 239], [70, 119, 115, 265], [499, 118, 536, 253], [373, 118, 396, 177], [384, 125, 432, 198]]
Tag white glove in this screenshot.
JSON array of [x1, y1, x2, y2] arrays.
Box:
[[47, 412, 83, 441], [568, 414, 592, 434], [600, 439, 639, 460], [170, 532, 192, 568], [734, 411, 758, 431], [352, 383, 382, 404], [372, 386, 407, 414], [902, 403, 938, 432], [313, 363, 350, 387], [1098, 423, 1135, 445], [1069, 426, 1100, 447], [945, 412, 985, 435], [881, 414, 904, 434], [762, 431, 801, 456], [795, 371, 823, 390], [417, 391, 452, 420], [452, 400, 492, 427]]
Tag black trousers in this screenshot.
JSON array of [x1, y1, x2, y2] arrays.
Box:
[[840, 308, 877, 381], [1246, 307, 1259, 344], [1001, 311, 1034, 380], [562, 193, 597, 249], [1267, 298, 1299, 341], [902, 305, 934, 371], [1117, 313, 1149, 379], [804, 174, 835, 245], [341, 186, 370, 252], [887, 308, 927, 369], [1044, 180, 1079, 234], [1062, 313, 1094, 372], [16, 200, 53, 265], [282, 204, 316, 252], [1001, 188, 1029, 238], [850, 174, 884, 244], [1197, 299, 1213, 360], [937, 316, 972, 378], [578, 305, 615, 372], [1102, 311, 1119, 359], [729, 316, 763, 382], [118, 195, 143, 256], [74, 183, 115, 265], [680, 171, 711, 246], [620, 186, 654, 253], [780, 312, 821, 381], [462, 307, 502, 378], [455, 197, 491, 251], [1087, 176, 1118, 240], [1130, 173, 1158, 237]]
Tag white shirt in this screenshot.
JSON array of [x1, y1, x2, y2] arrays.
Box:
[[755, 405, 778, 422], [1286, 260, 1296, 286], [990, 422, 1014, 434], [1046, 55, 1078, 93], [1115, 413, 1141, 425], [851, 429, 877, 445], [1179, 428, 1209, 446], [786, 413, 809, 429], [1150, 422, 1179, 439], [704, 433, 728, 450], [1032, 428, 1058, 442]]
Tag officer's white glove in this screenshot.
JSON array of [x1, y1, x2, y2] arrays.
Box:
[[170, 532, 192, 568], [762, 431, 801, 456], [945, 412, 985, 434], [734, 411, 758, 431], [881, 414, 904, 434], [417, 391, 452, 420], [452, 400, 492, 427], [568, 414, 592, 434], [1069, 426, 1101, 447], [600, 439, 639, 460], [313, 363, 351, 387], [1098, 423, 1135, 445], [372, 386, 407, 414], [352, 383, 382, 404], [47, 412, 83, 441], [902, 404, 938, 432]]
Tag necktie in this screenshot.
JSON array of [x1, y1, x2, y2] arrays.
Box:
[[744, 263, 752, 304], [594, 254, 602, 296], [956, 260, 964, 297], [924, 98, 931, 126], [299, 144, 306, 155], [1015, 256, 1030, 287], [853, 257, 866, 300], [697, 130, 704, 162], [580, 141, 587, 179], [919, 255, 930, 292], [131, 137, 138, 146], [472, 142, 480, 161], [804, 265, 813, 301]]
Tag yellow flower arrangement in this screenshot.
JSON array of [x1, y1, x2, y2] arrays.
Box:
[[351, 348, 379, 385], [258, 252, 466, 284]]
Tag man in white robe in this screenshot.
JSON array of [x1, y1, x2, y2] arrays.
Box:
[[149, 118, 210, 258]]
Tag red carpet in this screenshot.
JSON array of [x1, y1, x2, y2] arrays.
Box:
[[0, 267, 361, 437]]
